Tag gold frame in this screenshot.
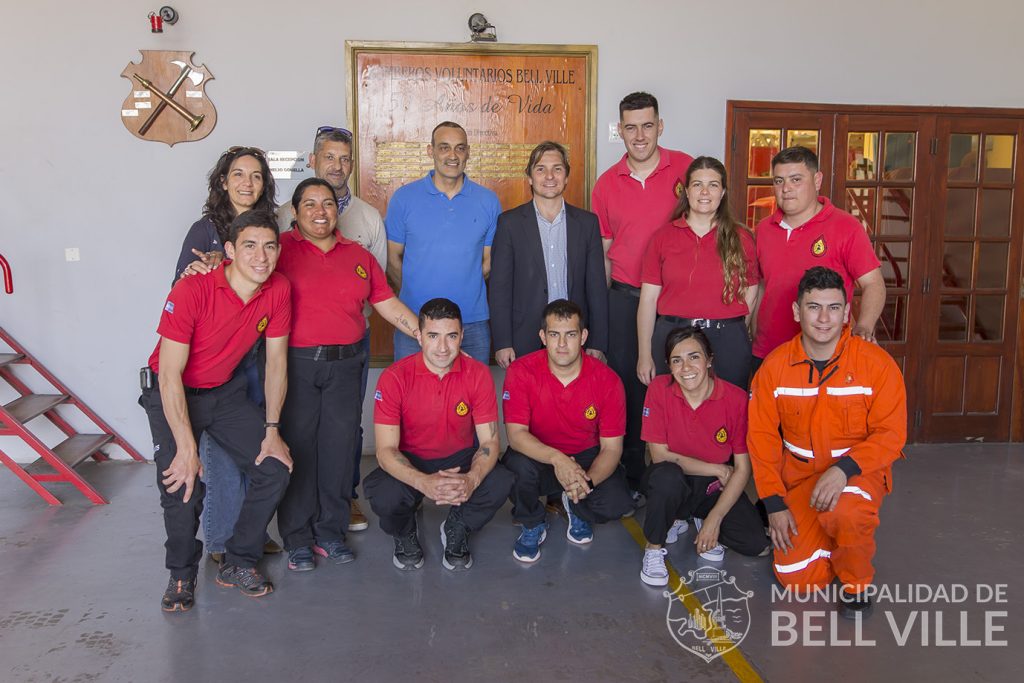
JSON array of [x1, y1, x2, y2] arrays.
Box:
[[344, 40, 599, 205]]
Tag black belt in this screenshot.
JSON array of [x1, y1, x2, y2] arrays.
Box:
[[184, 384, 218, 396], [659, 315, 745, 330], [610, 280, 641, 297], [289, 342, 362, 362]]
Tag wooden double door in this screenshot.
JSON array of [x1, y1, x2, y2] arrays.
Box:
[[727, 102, 1024, 442]]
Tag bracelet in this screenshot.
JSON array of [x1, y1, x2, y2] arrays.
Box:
[[264, 421, 280, 429]]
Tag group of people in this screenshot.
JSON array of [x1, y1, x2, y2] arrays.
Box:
[[141, 91, 906, 622]]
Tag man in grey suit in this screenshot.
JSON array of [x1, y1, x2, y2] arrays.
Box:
[[489, 141, 609, 368]]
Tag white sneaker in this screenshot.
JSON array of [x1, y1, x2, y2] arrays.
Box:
[[664, 519, 689, 544], [641, 547, 669, 587], [693, 518, 725, 561]]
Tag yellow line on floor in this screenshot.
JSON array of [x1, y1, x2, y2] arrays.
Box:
[[621, 516, 764, 683]]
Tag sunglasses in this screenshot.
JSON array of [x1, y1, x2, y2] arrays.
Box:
[[227, 145, 266, 158], [315, 126, 353, 141]]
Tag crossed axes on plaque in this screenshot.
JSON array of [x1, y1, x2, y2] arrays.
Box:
[[132, 60, 206, 134]]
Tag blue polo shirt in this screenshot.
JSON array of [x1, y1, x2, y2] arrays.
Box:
[[385, 172, 500, 323]]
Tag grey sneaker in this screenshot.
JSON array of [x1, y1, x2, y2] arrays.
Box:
[[393, 526, 424, 571], [440, 509, 473, 571]]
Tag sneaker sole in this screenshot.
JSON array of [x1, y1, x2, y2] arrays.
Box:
[[392, 554, 424, 571], [512, 529, 547, 563], [640, 570, 669, 587], [561, 492, 593, 545], [313, 546, 356, 564], [348, 521, 370, 531], [440, 520, 474, 571], [215, 576, 273, 597], [287, 561, 316, 572], [160, 598, 194, 612], [698, 548, 726, 561]]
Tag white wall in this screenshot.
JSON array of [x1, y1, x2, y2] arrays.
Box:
[[1, 0, 1022, 460]]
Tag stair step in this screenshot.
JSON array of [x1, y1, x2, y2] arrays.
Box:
[[54, 434, 114, 467], [0, 352, 25, 368], [1, 393, 68, 426]]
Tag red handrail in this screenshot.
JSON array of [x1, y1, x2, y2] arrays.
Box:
[[0, 253, 12, 294]]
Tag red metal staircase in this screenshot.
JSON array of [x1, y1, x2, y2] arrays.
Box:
[[0, 326, 145, 505]]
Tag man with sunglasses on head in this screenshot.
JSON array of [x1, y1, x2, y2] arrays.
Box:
[[279, 126, 388, 533], [385, 121, 501, 363]]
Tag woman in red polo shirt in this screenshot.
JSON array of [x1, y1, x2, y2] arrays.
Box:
[[639, 327, 769, 587], [636, 156, 758, 390], [274, 178, 418, 572]]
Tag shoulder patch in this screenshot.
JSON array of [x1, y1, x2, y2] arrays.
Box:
[[811, 235, 827, 257], [674, 179, 684, 197], [355, 264, 368, 279], [164, 301, 175, 314], [257, 316, 269, 333], [455, 401, 469, 416], [374, 390, 382, 401], [642, 406, 650, 418], [502, 390, 510, 400], [715, 427, 728, 444], [584, 404, 597, 420]]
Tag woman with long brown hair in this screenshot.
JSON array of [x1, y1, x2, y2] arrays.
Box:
[[636, 156, 758, 390]]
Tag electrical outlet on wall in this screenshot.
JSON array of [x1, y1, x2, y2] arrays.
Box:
[[65, 248, 80, 262], [608, 123, 621, 142]]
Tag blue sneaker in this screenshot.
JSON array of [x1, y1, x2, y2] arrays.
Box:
[[313, 540, 355, 564], [513, 522, 549, 563], [561, 491, 593, 545], [287, 546, 315, 572]]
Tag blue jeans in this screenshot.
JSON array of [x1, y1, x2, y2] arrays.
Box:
[[352, 332, 371, 498], [393, 320, 491, 364], [200, 350, 265, 553]]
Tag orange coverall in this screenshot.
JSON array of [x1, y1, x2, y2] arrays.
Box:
[[748, 328, 906, 591]]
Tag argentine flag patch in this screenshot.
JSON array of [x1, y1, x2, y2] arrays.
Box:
[[164, 301, 175, 314]]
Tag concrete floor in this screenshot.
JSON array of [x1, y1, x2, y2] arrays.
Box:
[[1, 444, 1022, 682]]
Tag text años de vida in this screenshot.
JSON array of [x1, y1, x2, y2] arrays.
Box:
[[433, 69, 576, 115]]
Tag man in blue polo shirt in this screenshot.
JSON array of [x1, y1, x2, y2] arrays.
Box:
[[385, 121, 501, 362]]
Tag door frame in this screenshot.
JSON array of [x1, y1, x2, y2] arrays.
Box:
[[726, 100, 1024, 442]]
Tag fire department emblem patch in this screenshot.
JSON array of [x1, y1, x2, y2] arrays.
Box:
[[674, 180, 685, 198], [715, 427, 728, 444], [257, 316, 269, 333], [811, 236, 827, 257], [455, 401, 469, 416], [584, 405, 597, 420], [355, 264, 368, 279]]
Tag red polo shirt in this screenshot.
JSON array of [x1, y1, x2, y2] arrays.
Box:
[[641, 219, 759, 319], [148, 265, 291, 388], [592, 147, 694, 287], [275, 229, 393, 346], [374, 353, 498, 460], [641, 375, 748, 464], [502, 350, 625, 455], [753, 197, 880, 358]]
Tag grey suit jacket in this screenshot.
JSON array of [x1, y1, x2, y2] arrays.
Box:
[[488, 200, 609, 356]]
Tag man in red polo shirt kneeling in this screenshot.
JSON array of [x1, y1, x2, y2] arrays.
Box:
[[502, 299, 633, 563], [140, 210, 293, 612], [365, 298, 514, 571]]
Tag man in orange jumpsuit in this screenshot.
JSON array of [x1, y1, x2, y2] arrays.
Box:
[[748, 266, 906, 618]]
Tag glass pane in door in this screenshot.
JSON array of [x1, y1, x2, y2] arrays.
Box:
[[883, 133, 916, 180], [786, 130, 818, 155], [948, 133, 980, 181], [748, 130, 780, 178], [983, 135, 1015, 183], [847, 132, 878, 180]]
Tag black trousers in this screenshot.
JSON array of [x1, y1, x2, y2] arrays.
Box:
[[641, 461, 768, 556], [502, 446, 633, 526], [363, 447, 515, 536], [606, 285, 647, 488], [277, 351, 363, 550], [652, 317, 752, 390], [140, 372, 290, 579]]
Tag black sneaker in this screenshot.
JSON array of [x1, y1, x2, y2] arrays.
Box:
[[215, 564, 274, 597], [287, 546, 315, 572], [160, 575, 196, 612], [313, 540, 355, 564], [392, 526, 424, 571], [440, 509, 473, 571], [838, 589, 873, 619]]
